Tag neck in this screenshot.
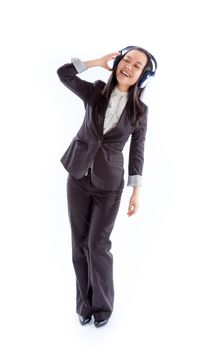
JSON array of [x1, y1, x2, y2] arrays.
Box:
[[115, 83, 129, 92]]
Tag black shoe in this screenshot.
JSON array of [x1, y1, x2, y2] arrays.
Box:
[[78, 315, 92, 326], [94, 319, 108, 328]]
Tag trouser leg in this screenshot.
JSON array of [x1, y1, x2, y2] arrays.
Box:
[[66, 170, 123, 321], [66, 173, 93, 317], [89, 186, 123, 321]]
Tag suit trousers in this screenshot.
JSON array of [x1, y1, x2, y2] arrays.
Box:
[[66, 168, 123, 321]]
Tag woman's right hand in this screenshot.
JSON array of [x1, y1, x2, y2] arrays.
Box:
[[84, 52, 121, 71], [98, 52, 121, 71]]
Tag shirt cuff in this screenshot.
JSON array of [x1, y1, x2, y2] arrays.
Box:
[[127, 175, 142, 187], [71, 57, 88, 73]]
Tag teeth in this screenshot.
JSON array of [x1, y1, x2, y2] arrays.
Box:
[[121, 70, 129, 77]]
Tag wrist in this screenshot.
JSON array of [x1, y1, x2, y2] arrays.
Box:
[[83, 58, 101, 68], [132, 186, 140, 196]]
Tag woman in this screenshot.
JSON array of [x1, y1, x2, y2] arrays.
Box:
[[57, 46, 157, 328]]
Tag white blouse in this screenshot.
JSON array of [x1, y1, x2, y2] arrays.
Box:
[[103, 87, 128, 134]]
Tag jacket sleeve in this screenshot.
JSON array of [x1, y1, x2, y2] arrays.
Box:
[[56, 61, 95, 106], [127, 106, 148, 186]]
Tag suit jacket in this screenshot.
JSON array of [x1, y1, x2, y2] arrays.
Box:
[[57, 63, 148, 191]]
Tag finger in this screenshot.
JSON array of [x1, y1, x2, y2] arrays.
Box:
[[127, 202, 134, 216], [106, 52, 120, 62], [128, 201, 133, 213], [109, 51, 120, 58], [105, 64, 113, 71], [127, 209, 134, 217], [127, 203, 139, 217]]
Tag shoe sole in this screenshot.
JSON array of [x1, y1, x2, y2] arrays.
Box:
[[94, 320, 108, 328], [79, 317, 92, 326]]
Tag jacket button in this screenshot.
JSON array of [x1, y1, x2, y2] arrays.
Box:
[[97, 139, 102, 144]]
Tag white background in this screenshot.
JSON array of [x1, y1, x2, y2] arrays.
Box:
[[0, 0, 224, 349]]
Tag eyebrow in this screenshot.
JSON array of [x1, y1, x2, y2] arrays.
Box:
[[125, 55, 143, 66]]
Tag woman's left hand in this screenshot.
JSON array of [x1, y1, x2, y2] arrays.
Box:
[[127, 194, 139, 217]]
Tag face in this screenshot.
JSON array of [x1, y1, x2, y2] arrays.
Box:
[[115, 49, 148, 91]]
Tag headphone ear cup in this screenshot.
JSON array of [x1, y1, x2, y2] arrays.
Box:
[[112, 56, 119, 69], [112, 54, 122, 69], [138, 71, 152, 88]]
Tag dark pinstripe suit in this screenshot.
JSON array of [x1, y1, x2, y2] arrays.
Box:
[[57, 62, 148, 320]]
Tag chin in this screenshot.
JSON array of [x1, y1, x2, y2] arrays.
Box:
[[116, 76, 129, 87]]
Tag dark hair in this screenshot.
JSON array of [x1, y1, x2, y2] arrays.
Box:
[[94, 46, 154, 129]]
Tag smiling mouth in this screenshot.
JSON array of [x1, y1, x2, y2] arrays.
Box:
[[120, 70, 131, 78]]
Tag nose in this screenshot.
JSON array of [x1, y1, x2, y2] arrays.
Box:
[[124, 62, 132, 71]]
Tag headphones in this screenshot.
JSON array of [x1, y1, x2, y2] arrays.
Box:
[[112, 45, 157, 88]]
